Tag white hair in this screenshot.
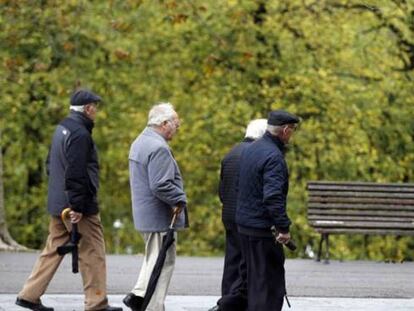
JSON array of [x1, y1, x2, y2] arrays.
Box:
[[147, 102, 176, 126], [70, 105, 85, 112], [245, 118, 268, 139], [267, 124, 284, 136]]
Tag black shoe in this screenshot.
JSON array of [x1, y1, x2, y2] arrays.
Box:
[[123, 293, 144, 311], [97, 306, 123, 311], [15, 297, 54, 311]]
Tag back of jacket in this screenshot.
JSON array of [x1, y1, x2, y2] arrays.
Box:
[[236, 132, 291, 233], [46, 112, 99, 216], [219, 138, 253, 228]]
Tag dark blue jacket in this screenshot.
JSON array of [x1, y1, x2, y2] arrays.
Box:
[[46, 111, 99, 216], [236, 131, 291, 233], [219, 138, 254, 229]]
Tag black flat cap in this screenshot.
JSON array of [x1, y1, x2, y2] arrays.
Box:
[[70, 89, 102, 106], [268, 110, 300, 126]]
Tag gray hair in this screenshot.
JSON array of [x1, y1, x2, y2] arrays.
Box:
[[267, 124, 284, 136], [147, 103, 176, 126], [245, 119, 267, 139], [70, 105, 85, 112]]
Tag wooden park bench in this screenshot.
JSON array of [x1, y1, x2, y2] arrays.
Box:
[[307, 181, 414, 263]]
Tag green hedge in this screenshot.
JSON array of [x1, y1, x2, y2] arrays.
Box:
[[1, 1, 413, 260]]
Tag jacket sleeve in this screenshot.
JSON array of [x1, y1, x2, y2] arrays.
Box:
[[64, 132, 91, 213], [45, 148, 51, 176], [262, 156, 291, 232], [218, 161, 224, 204], [148, 147, 187, 207]]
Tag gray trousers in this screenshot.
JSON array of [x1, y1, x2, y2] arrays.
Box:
[[132, 232, 177, 311]]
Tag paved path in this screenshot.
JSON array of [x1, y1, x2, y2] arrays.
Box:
[[1, 252, 413, 310], [1, 295, 414, 311], [1, 253, 413, 297]]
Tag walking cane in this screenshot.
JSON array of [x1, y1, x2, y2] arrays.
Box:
[[57, 208, 82, 273]]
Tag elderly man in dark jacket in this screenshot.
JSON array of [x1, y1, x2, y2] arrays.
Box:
[[209, 119, 267, 311], [236, 110, 299, 311], [16, 89, 122, 311]]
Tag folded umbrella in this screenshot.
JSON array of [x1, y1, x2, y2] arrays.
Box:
[[56, 208, 82, 273], [140, 209, 179, 311]]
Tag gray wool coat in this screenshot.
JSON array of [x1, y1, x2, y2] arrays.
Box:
[[129, 127, 188, 232]]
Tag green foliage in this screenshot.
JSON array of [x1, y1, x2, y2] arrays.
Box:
[[0, 0, 413, 260]]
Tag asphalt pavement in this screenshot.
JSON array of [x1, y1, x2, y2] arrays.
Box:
[[0, 252, 413, 310], [2, 295, 414, 311]]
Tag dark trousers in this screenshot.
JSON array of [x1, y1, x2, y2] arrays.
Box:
[[217, 225, 247, 311], [239, 233, 286, 311]]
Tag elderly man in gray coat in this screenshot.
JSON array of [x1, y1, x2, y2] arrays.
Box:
[[123, 103, 188, 311]]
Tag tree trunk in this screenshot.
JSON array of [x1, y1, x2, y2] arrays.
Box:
[[0, 129, 28, 251]]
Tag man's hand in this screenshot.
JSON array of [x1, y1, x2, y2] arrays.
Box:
[[69, 210, 83, 224], [276, 232, 291, 244]]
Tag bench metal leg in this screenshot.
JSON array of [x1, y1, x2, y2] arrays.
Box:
[[317, 234, 324, 262], [317, 233, 330, 263], [364, 235, 369, 259], [324, 234, 330, 264]]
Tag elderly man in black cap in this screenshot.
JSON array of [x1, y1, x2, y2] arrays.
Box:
[[235, 110, 299, 311], [16, 89, 122, 311], [209, 119, 267, 311]]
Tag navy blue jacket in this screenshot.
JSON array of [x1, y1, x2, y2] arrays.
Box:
[[236, 131, 291, 233], [46, 111, 99, 216], [219, 138, 254, 229]]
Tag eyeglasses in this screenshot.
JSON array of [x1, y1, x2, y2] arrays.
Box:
[[286, 124, 298, 132], [166, 119, 180, 129]]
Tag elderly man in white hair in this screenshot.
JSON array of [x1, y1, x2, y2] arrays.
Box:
[[209, 119, 267, 311], [123, 103, 188, 311]]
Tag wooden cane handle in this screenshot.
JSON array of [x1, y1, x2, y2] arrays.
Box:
[[61, 208, 71, 221], [169, 207, 181, 229]]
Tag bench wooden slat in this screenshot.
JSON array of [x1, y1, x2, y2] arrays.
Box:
[[308, 215, 412, 223], [309, 196, 414, 205], [313, 228, 414, 236], [308, 181, 414, 188], [308, 191, 414, 199], [309, 221, 414, 229], [307, 184, 414, 193], [308, 208, 414, 217], [308, 203, 414, 211]]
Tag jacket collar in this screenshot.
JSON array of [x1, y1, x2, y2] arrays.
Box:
[[263, 131, 286, 153], [68, 111, 94, 133], [143, 127, 169, 145], [243, 137, 255, 143]]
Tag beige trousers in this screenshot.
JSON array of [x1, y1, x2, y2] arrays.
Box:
[[132, 232, 177, 311], [18, 215, 108, 310]]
